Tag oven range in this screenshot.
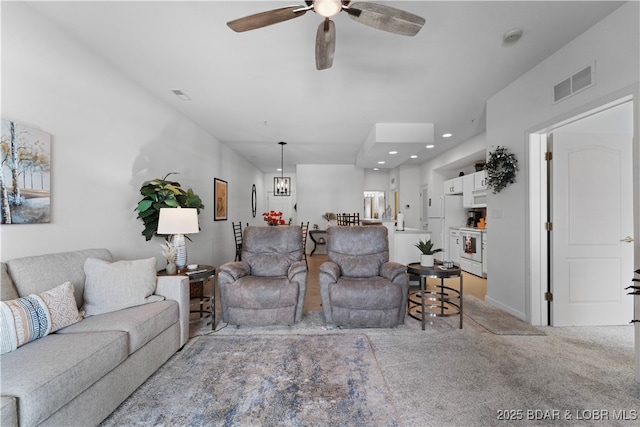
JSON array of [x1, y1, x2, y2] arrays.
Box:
[[459, 227, 486, 278]]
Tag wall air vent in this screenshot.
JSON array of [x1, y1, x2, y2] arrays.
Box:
[[553, 63, 595, 103]]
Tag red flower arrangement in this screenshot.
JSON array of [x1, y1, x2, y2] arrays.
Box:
[[262, 210, 286, 226]]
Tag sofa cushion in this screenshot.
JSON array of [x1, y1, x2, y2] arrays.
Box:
[[225, 276, 299, 309], [1, 396, 17, 427], [242, 226, 303, 277], [0, 282, 83, 354], [326, 226, 389, 278], [57, 300, 178, 354], [0, 330, 127, 427], [1, 263, 19, 301], [83, 257, 162, 316], [6, 249, 113, 308], [329, 276, 403, 309]]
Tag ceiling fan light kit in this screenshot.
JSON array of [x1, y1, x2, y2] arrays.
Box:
[[227, 1, 425, 70], [314, 0, 343, 18]]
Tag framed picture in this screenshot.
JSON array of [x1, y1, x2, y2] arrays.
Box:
[[1, 120, 51, 224], [214, 178, 227, 221]]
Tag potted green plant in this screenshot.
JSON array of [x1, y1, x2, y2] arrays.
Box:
[[414, 238, 442, 267], [135, 173, 204, 241]]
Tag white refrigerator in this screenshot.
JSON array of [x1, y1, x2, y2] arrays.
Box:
[[426, 195, 466, 262]]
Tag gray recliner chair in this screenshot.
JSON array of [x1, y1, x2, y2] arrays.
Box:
[[319, 226, 409, 328], [218, 226, 307, 326]]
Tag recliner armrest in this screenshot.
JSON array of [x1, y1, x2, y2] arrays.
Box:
[[218, 261, 250, 283], [155, 275, 190, 348], [380, 262, 407, 283], [319, 261, 341, 283], [288, 260, 307, 280]]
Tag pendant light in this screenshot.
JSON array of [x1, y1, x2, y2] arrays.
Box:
[[274, 141, 291, 196]]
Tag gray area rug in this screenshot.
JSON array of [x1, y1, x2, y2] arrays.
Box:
[[464, 295, 546, 335], [101, 334, 398, 426], [103, 314, 638, 426]]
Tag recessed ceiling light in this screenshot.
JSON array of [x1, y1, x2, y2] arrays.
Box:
[[410, 155, 418, 159], [377, 161, 385, 165], [277, 168, 282, 172], [373, 168, 380, 171], [426, 144, 435, 149], [442, 133, 452, 138], [389, 151, 398, 155]]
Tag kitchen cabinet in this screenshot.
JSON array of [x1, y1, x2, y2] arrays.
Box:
[[449, 228, 461, 266], [447, 171, 487, 205], [443, 177, 463, 194], [474, 170, 488, 190], [469, 171, 488, 208], [462, 175, 474, 208], [481, 231, 487, 276]]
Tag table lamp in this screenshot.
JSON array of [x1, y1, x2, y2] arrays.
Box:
[[157, 207, 199, 270]]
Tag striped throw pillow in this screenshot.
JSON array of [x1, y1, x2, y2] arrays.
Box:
[[0, 281, 82, 354]]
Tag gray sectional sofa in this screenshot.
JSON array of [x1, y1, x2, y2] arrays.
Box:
[[0, 249, 190, 427]]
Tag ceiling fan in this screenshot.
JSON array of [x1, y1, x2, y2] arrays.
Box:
[[227, 0, 425, 70]]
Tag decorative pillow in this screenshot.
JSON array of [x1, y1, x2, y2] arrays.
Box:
[[82, 257, 159, 317], [0, 281, 82, 354], [38, 281, 83, 332]]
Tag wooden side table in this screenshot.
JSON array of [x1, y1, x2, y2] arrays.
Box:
[[159, 265, 216, 330]]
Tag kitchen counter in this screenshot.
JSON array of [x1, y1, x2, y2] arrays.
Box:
[[361, 218, 383, 225], [459, 227, 487, 232], [381, 224, 431, 265], [394, 228, 433, 234]]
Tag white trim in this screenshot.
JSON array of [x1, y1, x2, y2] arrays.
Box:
[[526, 86, 637, 328]]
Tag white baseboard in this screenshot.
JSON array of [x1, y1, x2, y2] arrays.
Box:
[[483, 295, 527, 322]]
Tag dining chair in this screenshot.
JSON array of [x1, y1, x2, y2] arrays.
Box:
[[232, 221, 243, 261], [300, 221, 309, 270]]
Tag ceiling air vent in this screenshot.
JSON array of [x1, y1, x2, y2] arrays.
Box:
[[553, 63, 595, 103]]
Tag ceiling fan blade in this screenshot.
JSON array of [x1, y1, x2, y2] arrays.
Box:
[[227, 6, 308, 32], [347, 2, 425, 36], [315, 19, 336, 70]]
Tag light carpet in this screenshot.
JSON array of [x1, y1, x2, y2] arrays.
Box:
[[101, 334, 398, 426], [103, 307, 638, 426], [463, 295, 545, 335]]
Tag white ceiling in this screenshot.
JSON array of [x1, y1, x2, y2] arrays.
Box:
[[25, 1, 625, 173]]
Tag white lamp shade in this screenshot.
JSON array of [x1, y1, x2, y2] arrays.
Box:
[[157, 208, 200, 235]]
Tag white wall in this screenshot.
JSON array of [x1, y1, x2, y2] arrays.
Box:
[[296, 164, 364, 229], [398, 165, 421, 228], [486, 2, 639, 319], [420, 133, 486, 199], [364, 169, 389, 192], [0, 2, 262, 267]]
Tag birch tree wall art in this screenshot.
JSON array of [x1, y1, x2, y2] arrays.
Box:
[[1, 120, 51, 224]]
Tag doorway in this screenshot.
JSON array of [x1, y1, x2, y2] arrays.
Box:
[[529, 98, 635, 326]]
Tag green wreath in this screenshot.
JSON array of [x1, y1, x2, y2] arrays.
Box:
[[484, 146, 518, 194]]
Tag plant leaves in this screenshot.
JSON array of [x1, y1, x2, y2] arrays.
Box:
[[136, 199, 153, 212]]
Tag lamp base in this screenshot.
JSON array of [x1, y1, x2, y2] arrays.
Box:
[[172, 234, 188, 270]]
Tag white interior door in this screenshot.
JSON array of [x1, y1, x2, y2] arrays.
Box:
[[551, 132, 634, 326]]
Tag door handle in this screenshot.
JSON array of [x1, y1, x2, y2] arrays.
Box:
[[621, 236, 634, 243]]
